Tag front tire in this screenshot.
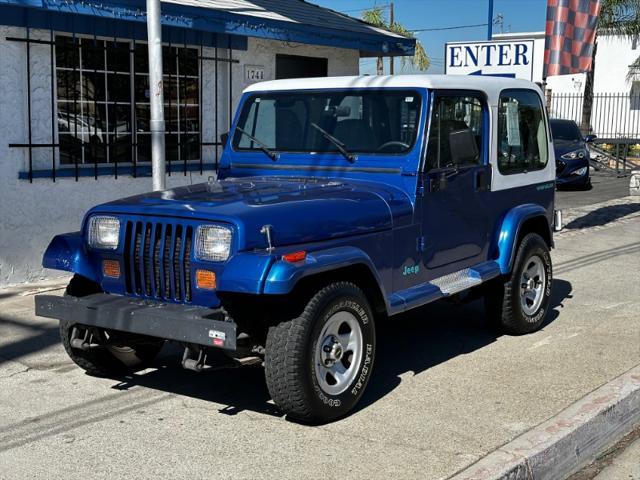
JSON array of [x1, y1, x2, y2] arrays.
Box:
[[61, 275, 164, 377], [485, 233, 553, 335], [264, 282, 376, 423]]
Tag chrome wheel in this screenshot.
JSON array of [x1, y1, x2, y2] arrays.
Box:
[[314, 311, 363, 396], [520, 255, 546, 316]]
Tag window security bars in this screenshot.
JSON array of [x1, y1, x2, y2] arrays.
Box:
[[8, 27, 239, 182]]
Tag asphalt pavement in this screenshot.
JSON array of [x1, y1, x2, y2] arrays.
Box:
[[555, 170, 632, 210], [0, 195, 639, 480]]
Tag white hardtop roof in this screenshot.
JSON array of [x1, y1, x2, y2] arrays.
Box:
[[244, 75, 542, 103]]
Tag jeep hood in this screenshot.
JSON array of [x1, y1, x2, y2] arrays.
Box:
[[91, 176, 414, 250]]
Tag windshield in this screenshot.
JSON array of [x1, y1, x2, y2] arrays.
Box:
[[232, 90, 422, 155], [550, 120, 582, 141]]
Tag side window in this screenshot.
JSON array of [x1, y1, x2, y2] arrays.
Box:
[[426, 95, 484, 170], [497, 90, 548, 174]]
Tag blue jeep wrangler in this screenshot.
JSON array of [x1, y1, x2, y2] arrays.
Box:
[[36, 75, 557, 423]]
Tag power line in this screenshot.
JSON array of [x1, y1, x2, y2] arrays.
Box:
[[411, 23, 488, 33], [339, 4, 391, 14]]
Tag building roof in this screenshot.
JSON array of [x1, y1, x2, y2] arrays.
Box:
[[166, 0, 415, 56], [244, 74, 543, 104], [0, 0, 415, 56], [166, 0, 404, 39]]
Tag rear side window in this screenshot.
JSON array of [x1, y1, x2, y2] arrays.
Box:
[[497, 90, 548, 175]]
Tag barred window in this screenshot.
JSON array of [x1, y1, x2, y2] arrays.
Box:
[[55, 36, 200, 166]]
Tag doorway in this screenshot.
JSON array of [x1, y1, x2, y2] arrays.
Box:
[[275, 54, 328, 79]]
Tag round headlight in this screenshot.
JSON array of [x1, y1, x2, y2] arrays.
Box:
[[196, 225, 233, 262], [88, 216, 120, 250]]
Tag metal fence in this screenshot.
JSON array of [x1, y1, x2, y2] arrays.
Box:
[[548, 92, 640, 139]]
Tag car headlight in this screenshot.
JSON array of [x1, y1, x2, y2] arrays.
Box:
[[561, 149, 587, 160], [571, 167, 588, 176], [195, 225, 233, 262], [88, 216, 120, 250]]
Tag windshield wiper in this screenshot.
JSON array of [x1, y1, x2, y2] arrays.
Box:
[[310, 123, 357, 163], [235, 127, 279, 161]]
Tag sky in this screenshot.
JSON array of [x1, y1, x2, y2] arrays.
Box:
[[312, 0, 548, 74]]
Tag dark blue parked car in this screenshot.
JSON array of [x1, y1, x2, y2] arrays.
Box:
[[551, 119, 595, 189], [36, 76, 558, 423]]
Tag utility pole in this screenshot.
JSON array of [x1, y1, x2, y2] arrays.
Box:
[[146, 0, 166, 191], [487, 0, 494, 40], [389, 1, 394, 75], [495, 13, 504, 35]]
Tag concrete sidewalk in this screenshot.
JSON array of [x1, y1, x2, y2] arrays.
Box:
[[0, 199, 639, 480]]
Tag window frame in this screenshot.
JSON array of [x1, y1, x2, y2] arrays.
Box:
[[54, 33, 202, 169], [496, 88, 550, 176], [422, 89, 489, 173]]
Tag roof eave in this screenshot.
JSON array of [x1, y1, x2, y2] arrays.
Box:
[[1, 0, 415, 55]]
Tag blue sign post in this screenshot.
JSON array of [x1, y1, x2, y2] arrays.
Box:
[[487, 0, 494, 40]]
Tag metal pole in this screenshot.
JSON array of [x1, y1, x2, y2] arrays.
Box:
[[147, 0, 166, 191], [389, 2, 394, 75], [487, 0, 494, 40]]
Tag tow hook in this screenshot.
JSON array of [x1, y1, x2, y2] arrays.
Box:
[[182, 345, 208, 372], [69, 326, 101, 351]]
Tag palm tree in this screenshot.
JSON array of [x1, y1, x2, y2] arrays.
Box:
[[581, 0, 640, 133], [362, 6, 430, 75]]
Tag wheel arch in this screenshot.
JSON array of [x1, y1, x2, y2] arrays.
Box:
[[262, 246, 388, 316], [495, 204, 553, 274], [286, 264, 388, 317]]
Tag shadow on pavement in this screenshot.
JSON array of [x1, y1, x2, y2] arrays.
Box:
[[109, 279, 573, 420], [565, 203, 640, 230], [0, 316, 60, 367]]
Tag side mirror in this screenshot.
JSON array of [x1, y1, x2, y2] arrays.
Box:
[[449, 128, 479, 167], [584, 134, 597, 143], [220, 132, 229, 148]]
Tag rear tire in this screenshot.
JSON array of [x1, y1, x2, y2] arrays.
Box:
[[485, 233, 553, 335], [264, 282, 376, 423], [60, 275, 164, 377]]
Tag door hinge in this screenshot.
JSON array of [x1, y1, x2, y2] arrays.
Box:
[[416, 236, 426, 252]]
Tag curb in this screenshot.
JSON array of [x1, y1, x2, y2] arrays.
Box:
[[450, 365, 640, 480]]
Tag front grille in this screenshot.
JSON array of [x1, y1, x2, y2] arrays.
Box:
[[123, 220, 193, 302], [556, 160, 566, 175]]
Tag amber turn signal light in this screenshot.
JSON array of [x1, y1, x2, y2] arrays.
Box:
[[102, 260, 121, 279], [282, 251, 307, 263], [196, 269, 217, 290]]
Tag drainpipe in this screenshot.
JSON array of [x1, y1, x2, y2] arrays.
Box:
[[147, 0, 166, 191]]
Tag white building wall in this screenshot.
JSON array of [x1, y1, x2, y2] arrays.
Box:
[[0, 27, 359, 287], [493, 32, 639, 94], [539, 34, 638, 94], [544, 34, 640, 136]]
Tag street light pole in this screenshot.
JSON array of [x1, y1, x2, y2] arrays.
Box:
[[146, 0, 166, 191], [389, 2, 394, 75], [487, 0, 494, 40]]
